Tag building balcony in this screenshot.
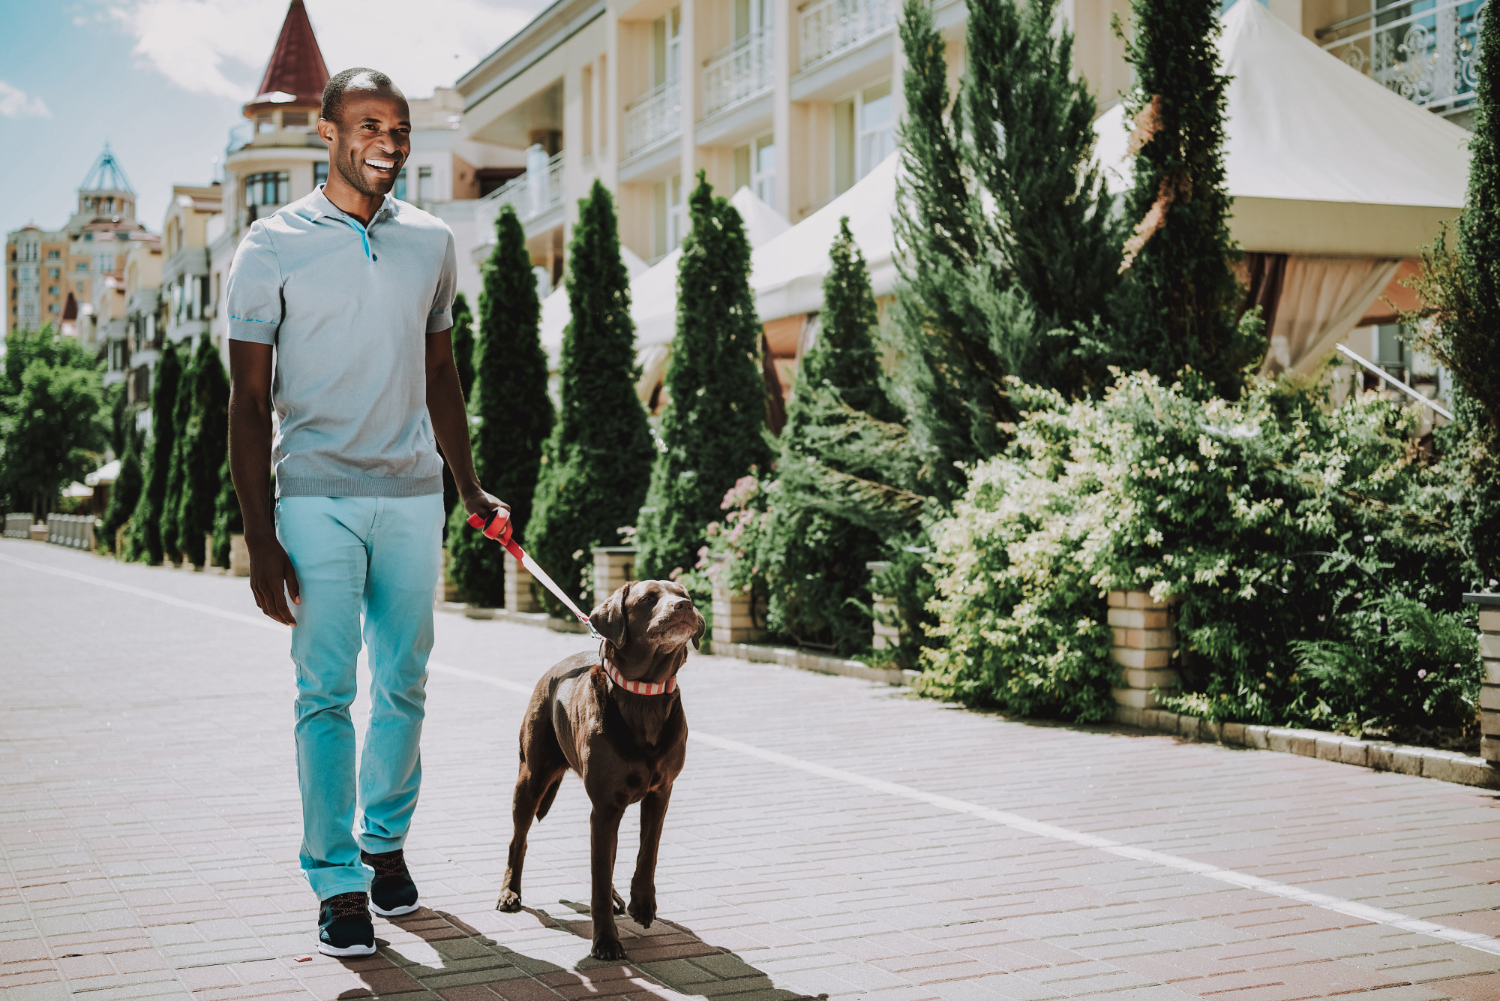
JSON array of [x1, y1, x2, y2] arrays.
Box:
[[474, 146, 565, 244], [623, 81, 683, 160], [798, 0, 896, 71], [1318, 0, 1486, 118], [226, 120, 327, 156], [163, 248, 209, 285], [703, 29, 774, 119]]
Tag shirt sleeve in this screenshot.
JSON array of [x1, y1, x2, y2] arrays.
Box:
[[426, 228, 458, 334], [225, 221, 283, 344]]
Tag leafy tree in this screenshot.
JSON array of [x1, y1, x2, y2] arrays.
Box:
[[529, 182, 654, 610], [759, 220, 904, 652], [1112, 0, 1262, 396], [0, 327, 109, 519], [159, 342, 196, 563], [176, 335, 229, 569], [99, 417, 143, 553], [127, 339, 181, 564], [441, 291, 477, 532], [636, 174, 772, 581], [1405, 9, 1500, 581], [446, 206, 554, 606]]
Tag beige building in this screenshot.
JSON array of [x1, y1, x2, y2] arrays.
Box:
[[451, 0, 1479, 282]]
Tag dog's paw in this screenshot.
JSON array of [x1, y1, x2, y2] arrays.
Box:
[[627, 894, 656, 929], [496, 889, 522, 912], [611, 888, 626, 916], [591, 936, 627, 962]]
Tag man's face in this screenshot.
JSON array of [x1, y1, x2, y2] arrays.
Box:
[[318, 85, 411, 198]]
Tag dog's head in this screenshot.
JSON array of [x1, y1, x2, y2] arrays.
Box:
[[589, 580, 705, 672]]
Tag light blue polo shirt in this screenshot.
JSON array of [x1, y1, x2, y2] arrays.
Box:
[[226, 185, 456, 498]]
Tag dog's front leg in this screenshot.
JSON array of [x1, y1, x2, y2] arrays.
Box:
[[628, 785, 672, 929], [589, 804, 627, 961]]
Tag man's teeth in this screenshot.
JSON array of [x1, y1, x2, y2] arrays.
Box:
[[366, 159, 394, 169]]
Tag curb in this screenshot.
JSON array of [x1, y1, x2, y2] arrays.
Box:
[[1118, 706, 1500, 790], [704, 639, 919, 686]]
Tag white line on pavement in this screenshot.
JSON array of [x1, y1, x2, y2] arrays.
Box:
[[8, 548, 1499, 958]]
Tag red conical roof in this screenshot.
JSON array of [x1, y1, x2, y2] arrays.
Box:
[[246, 0, 330, 114]]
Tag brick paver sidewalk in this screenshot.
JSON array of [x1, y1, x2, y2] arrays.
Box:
[[3, 539, 1499, 1001]]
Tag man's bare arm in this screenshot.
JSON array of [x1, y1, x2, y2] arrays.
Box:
[[228, 340, 300, 625], [425, 327, 508, 524]]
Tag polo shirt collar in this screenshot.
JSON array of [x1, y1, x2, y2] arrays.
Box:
[[308, 184, 397, 226]]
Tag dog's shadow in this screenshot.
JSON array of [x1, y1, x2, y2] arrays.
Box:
[[341, 903, 819, 1001]]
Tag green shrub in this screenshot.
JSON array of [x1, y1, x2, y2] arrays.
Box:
[[211, 455, 242, 569], [99, 418, 142, 552], [922, 373, 1479, 736], [127, 340, 181, 564], [176, 335, 229, 569], [159, 342, 196, 564], [441, 291, 477, 534]]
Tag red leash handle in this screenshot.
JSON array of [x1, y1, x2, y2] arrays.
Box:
[[467, 510, 523, 562]]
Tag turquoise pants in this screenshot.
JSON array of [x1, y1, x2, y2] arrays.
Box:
[[276, 494, 443, 900]]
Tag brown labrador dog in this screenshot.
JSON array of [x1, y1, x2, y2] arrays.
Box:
[[497, 579, 704, 960]]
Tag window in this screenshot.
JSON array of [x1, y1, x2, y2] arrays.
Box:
[[651, 173, 687, 259], [752, 135, 776, 206], [48, 286, 57, 295], [652, 7, 682, 88], [833, 99, 855, 194], [77, 281, 85, 292], [49, 267, 59, 279], [245, 171, 290, 208], [256, 113, 276, 134], [47, 250, 59, 260], [857, 81, 895, 178], [97, 254, 116, 273], [417, 166, 433, 202], [314, 162, 328, 188], [282, 111, 309, 129], [394, 168, 408, 201], [49, 303, 58, 313], [76, 262, 87, 272]]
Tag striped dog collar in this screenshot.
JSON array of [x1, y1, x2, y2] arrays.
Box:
[[600, 657, 677, 696]]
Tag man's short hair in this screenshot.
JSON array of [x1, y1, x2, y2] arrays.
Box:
[[321, 67, 402, 124]]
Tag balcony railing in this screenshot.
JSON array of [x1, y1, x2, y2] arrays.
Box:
[[1319, 0, 1488, 116], [703, 28, 774, 118], [624, 80, 682, 158], [475, 147, 565, 238], [798, 0, 895, 70]]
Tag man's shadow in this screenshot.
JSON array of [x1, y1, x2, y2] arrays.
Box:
[[336, 902, 819, 1001]]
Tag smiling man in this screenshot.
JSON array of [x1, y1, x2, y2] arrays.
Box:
[[225, 67, 508, 957]]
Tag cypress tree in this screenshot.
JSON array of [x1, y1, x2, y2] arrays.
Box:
[[176, 335, 229, 569], [888, 0, 1012, 508], [636, 174, 772, 581], [1405, 10, 1500, 579], [446, 206, 554, 606], [127, 340, 181, 564], [1114, 0, 1262, 396], [441, 291, 477, 532], [761, 219, 902, 652], [159, 344, 196, 564], [211, 455, 242, 569], [99, 415, 142, 553], [530, 181, 654, 610]]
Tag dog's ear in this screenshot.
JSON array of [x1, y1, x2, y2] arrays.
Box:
[[691, 606, 705, 650], [590, 583, 631, 653]]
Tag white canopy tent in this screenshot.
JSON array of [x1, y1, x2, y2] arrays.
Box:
[[1094, 0, 1470, 374]]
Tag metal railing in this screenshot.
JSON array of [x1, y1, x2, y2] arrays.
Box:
[[703, 28, 774, 118], [474, 147, 565, 237], [798, 0, 896, 70], [624, 80, 682, 157], [1319, 0, 1488, 116]]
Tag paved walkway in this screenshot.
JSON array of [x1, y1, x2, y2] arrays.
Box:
[[3, 539, 1500, 1001]]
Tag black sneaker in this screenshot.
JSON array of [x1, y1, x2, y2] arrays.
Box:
[[362, 848, 419, 917], [318, 892, 376, 957]]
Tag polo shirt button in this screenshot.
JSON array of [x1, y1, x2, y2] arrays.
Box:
[[372, 254, 378, 261]]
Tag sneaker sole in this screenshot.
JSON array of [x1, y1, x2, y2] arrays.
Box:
[[370, 901, 419, 917], [317, 941, 376, 957]]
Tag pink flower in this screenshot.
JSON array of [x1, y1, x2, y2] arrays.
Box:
[[1417, 669, 1427, 679]]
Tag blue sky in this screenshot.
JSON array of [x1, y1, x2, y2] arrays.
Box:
[[0, 0, 546, 238]]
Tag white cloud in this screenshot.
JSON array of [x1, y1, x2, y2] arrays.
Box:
[[0, 80, 51, 118], [99, 0, 538, 101]]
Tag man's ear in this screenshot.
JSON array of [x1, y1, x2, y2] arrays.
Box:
[[691, 607, 705, 650], [590, 584, 630, 653]]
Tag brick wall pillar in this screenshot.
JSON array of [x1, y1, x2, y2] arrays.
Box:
[[711, 555, 766, 645], [867, 560, 902, 652], [506, 552, 543, 613], [1109, 590, 1181, 727], [592, 546, 637, 610], [1469, 593, 1500, 763]]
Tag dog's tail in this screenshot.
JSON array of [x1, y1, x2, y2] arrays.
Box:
[[534, 775, 564, 821]]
